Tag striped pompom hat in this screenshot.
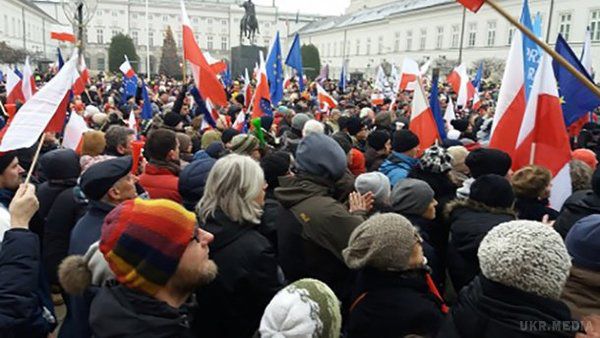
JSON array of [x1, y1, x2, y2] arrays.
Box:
[[100, 198, 197, 295]]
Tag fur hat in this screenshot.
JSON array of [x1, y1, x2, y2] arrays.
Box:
[[58, 242, 114, 295], [418, 145, 453, 174], [469, 174, 514, 209], [478, 220, 571, 299], [465, 148, 512, 178], [343, 213, 420, 271], [355, 172, 391, 206], [391, 178, 435, 216]]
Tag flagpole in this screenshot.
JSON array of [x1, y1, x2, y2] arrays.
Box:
[[24, 135, 45, 185], [484, 0, 600, 98], [182, 54, 187, 84], [0, 101, 7, 117]]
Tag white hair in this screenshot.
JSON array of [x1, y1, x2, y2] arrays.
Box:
[[197, 154, 264, 224], [302, 120, 325, 137]]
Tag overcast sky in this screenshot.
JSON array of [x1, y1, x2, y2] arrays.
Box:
[[253, 0, 351, 16]]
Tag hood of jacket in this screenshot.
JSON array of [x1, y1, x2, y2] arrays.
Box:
[[89, 284, 194, 338], [274, 174, 332, 209], [379, 151, 419, 176], [39, 148, 81, 181]]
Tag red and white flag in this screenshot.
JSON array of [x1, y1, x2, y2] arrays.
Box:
[[203, 51, 227, 74], [72, 57, 90, 96], [119, 56, 136, 78], [409, 77, 439, 151], [457, 0, 485, 13], [128, 109, 137, 135], [243, 68, 252, 108], [232, 109, 246, 132], [0, 53, 79, 151], [397, 57, 420, 92], [250, 51, 272, 119], [62, 112, 89, 151], [444, 97, 456, 130], [181, 0, 227, 106], [447, 64, 475, 108], [50, 24, 76, 43], [316, 82, 338, 111], [511, 53, 572, 209], [22, 56, 37, 102], [6, 68, 24, 105]]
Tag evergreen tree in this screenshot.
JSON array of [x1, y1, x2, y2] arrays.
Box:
[[301, 44, 321, 79], [159, 26, 182, 78], [108, 33, 139, 73]]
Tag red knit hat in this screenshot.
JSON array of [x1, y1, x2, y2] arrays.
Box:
[[572, 149, 598, 170]]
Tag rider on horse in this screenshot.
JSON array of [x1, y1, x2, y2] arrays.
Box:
[[240, 0, 259, 44]]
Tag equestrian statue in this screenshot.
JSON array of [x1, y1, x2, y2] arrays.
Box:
[[240, 0, 259, 45]]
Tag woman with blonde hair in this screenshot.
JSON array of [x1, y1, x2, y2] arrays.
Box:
[[511, 165, 559, 221], [193, 154, 284, 338]]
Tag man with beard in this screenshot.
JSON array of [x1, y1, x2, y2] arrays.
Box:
[[89, 198, 217, 337]]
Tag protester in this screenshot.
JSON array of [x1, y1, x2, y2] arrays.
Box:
[[0, 152, 25, 242], [104, 125, 135, 157], [88, 198, 217, 337], [379, 129, 420, 186], [230, 133, 261, 161], [354, 172, 391, 215], [511, 165, 559, 221], [456, 148, 512, 199], [139, 128, 183, 202], [178, 155, 217, 211], [260, 151, 292, 249], [446, 145, 470, 186], [570, 159, 593, 192], [194, 154, 284, 338], [364, 130, 391, 172], [555, 166, 600, 239]]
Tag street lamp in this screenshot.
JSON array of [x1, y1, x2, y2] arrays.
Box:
[[61, 0, 98, 56]]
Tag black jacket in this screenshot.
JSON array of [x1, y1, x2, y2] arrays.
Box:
[[257, 191, 281, 251], [89, 284, 195, 338], [445, 199, 516, 292], [437, 276, 579, 338], [364, 147, 386, 172], [404, 214, 444, 288], [193, 209, 283, 338], [514, 196, 559, 222], [347, 268, 446, 338], [555, 190, 600, 238]]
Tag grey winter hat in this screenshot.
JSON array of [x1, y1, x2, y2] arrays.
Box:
[[355, 172, 391, 206], [478, 220, 572, 300], [292, 113, 311, 131], [296, 133, 347, 181], [343, 213, 420, 271], [391, 178, 435, 216], [419, 145, 453, 174]]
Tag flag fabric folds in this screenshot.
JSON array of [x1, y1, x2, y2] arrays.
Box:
[[266, 31, 284, 105], [22, 56, 36, 102], [410, 77, 439, 151], [72, 57, 90, 96], [447, 64, 474, 108], [339, 63, 348, 92], [6, 68, 24, 105], [140, 78, 154, 120], [397, 58, 419, 92], [457, 0, 485, 13], [62, 112, 89, 151], [251, 54, 273, 119], [51, 24, 76, 43], [581, 27, 593, 77], [430, 73, 446, 140], [316, 83, 338, 111], [120, 56, 138, 98], [285, 33, 304, 92]]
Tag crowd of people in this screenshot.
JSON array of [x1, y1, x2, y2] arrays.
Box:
[[0, 66, 599, 338]]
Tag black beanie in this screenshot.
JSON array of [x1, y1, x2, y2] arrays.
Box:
[[163, 112, 183, 128], [465, 148, 512, 178], [470, 174, 515, 208], [0, 151, 17, 174], [260, 152, 291, 189], [346, 117, 364, 136], [367, 130, 390, 151], [392, 130, 420, 153], [221, 128, 241, 144], [332, 132, 352, 154], [451, 119, 469, 132]]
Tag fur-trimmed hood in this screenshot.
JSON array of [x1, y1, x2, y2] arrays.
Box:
[[445, 198, 517, 220]]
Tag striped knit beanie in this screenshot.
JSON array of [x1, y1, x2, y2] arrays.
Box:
[[100, 198, 197, 295]]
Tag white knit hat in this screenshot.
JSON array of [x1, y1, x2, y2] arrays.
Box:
[[354, 172, 391, 205], [478, 220, 571, 299]]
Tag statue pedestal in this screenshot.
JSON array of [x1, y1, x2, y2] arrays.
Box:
[[231, 45, 267, 78]]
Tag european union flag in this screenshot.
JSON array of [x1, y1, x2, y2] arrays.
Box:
[[553, 34, 600, 127], [472, 62, 483, 90], [430, 72, 446, 140], [285, 33, 304, 92], [140, 78, 153, 120], [221, 66, 232, 87], [122, 74, 138, 98], [0, 70, 3, 83], [266, 31, 284, 105], [260, 98, 273, 116]]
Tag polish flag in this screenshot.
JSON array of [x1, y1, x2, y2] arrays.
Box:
[[243, 68, 252, 108], [50, 24, 76, 43], [22, 56, 37, 101], [181, 0, 226, 106], [444, 97, 456, 130], [472, 90, 482, 111], [457, 0, 485, 13], [447, 64, 475, 108], [397, 57, 420, 92], [203, 51, 227, 74], [250, 52, 272, 119], [512, 53, 572, 209], [72, 57, 90, 96], [0, 52, 79, 151], [62, 112, 90, 151], [6, 68, 24, 105], [371, 93, 384, 106], [316, 82, 338, 111], [232, 109, 247, 132], [119, 57, 136, 78], [409, 77, 439, 151], [128, 109, 137, 135]]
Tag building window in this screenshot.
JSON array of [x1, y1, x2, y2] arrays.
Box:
[[589, 10, 600, 41], [378, 36, 384, 54], [132, 13, 138, 19], [487, 21, 496, 46], [394, 32, 400, 52], [97, 57, 105, 71], [207, 35, 213, 50], [221, 36, 228, 50], [356, 39, 360, 55], [207, 18, 213, 24], [327, 42, 331, 56], [132, 31, 138, 45], [149, 31, 154, 47], [112, 30, 119, 37], [406, 30, 413, 50], [366, 37, 371, 54], [11, 18, 15, 37], [468, 22, 477, 47], [436, 26, 444, 49], [112, 10, 117, 17], [508, 27, 515, 45], [419, 28, 427, 50], [333, 41, 337, 56], [97, 28, 103, 44], [559, 13, 572, 41]]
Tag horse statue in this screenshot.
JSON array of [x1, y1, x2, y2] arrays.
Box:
[[239, 0, 259, 45]]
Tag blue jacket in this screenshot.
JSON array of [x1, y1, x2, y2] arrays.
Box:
[[379, 151, 419, 187], [0, 229, 57, 337]]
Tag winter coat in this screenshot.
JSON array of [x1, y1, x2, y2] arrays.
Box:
[[346, 268, 447, 338], [0, 189, 14, 242], [404, 214, 444, 288], [514, 197, 559, 222], [364, 146, 387, 172], [379, 151, 419, 187], [0, 229, 57, 338], [258, 191, 281, 251], [193, 209, 284, 338], [561, 265, 600, 320], [555, 190, 600, 239], [138, 163, 182, 203], [89, 284, 195, 338], [274, 174, 365, 310], [445, 199, 516, 292], [437, 276, 578, 338]]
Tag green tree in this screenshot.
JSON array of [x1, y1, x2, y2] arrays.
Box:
[[0, 42, 27, 64], [108, 33, 139, 73], [159, 26, 182, 78], [301, 44, 321, 80]]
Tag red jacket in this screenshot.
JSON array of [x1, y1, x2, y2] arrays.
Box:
[[139, 164, 182, 203]]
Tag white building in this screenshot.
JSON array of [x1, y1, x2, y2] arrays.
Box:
[[1, 0, 60, 63], [33, 0, 325, 74], [298, 0, 600, 79]]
